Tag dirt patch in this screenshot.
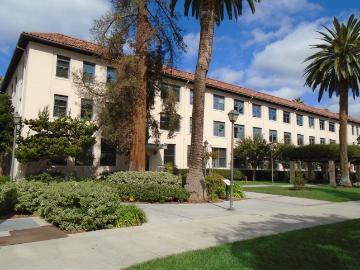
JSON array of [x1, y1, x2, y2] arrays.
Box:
[[0, 225, 68, 246]]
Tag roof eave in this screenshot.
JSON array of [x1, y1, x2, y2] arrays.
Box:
[[0, 32, 100, 92]]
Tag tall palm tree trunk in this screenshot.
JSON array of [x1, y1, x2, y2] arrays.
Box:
[[186, 1, 215, 201], [129, 1, 149, 171], [339, 84, 351, 186]]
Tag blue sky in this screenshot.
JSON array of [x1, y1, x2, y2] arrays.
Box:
[[0, 0, 359, 116]]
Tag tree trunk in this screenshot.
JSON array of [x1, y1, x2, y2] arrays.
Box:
[[339, 84, 351, 186], [252, 169, 256, 181], [185, 1, 215, 201], [129, 1, 149, 171], [0, 153, 4, 176]]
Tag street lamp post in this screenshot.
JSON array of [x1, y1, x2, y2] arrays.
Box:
[[10, 112, 21, 181], [228, 109, 239, 210]]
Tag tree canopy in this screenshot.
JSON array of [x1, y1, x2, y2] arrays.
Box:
[[73, 0, 185, 157], [0, 93, 14, 154], [15, 109, 98, 163], [278, 144, 360, 163], [234, 137, 270, 180]]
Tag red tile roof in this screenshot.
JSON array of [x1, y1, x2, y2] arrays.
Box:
[[162, 67, 359, 123], [3, 32, 360, 124], [23, 32, 104, 54]]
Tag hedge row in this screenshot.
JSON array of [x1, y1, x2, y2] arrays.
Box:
[[0, 181, 147, 232], [178, 169, 290, 182], [106, 171, 182, 186], [110, 183, 189, 203], [279, 144, 360, 162]]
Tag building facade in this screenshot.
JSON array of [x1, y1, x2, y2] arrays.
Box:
[[2, 32, 360, 178]]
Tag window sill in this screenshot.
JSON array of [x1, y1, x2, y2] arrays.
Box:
[[55, 76, 70, 81]]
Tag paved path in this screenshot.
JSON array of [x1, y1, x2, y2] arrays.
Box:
[[1, 192, 360, 270], [241, 183, 318, 188]]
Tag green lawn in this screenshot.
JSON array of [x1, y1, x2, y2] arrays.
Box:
[[236, 180, 287, 185], [126, 219, 360, 270], [243, 185, 360, 202]]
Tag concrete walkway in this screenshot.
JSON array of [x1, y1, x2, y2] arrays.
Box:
[[1, 192, 360, 270], [241, 183, 318, 187]]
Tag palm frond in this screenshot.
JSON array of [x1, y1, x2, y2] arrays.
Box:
[[304, 14, 360, 102], [170, 0, 261, 22]]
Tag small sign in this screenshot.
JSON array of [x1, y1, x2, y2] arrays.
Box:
[[222, 179, 231, 186]]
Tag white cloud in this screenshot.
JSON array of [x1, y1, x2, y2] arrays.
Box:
[[264, 87, 307, 100], [183, 32, 199, 58], [209, 67, 244, 84], [245, 18, 292, 46], [0, 0, 110, 52], [243, 0, 322, 25], [244, 18, 330, 98], [326, 98, 360, 119]]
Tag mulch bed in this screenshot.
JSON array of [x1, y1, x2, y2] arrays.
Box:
[[0, 225, 68, 246]]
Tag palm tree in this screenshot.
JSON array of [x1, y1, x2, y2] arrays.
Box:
[[170, 0, 260, 201], [292, 97, 304, 104], [304, 14, 360, 187]]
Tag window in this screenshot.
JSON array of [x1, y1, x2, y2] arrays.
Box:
[[234, 124, 245, 139], [319, 119, 325, 130], [213, 121, 225, 137], [357, 126, 359, 136], [106, 67, 116, 83], [297, 134, 304, 146], [329, 122, 335, 132], [253, 127, 262, 139], [189, 117, 192, 133], [161, 83, 180, 101], [252, 104, 261, 118], [283, 111, 290, 123], [309, 136, 315, 145], [83, 62, 95, 81], [53, 95, 68, 117], [213, 95, 225, 110], [284, 132, 291, 144], [56, 55, 70, 78], [160, 113, 180, 131], [309, 117, 315, 128], [269, 130, 277, 143], [269, 108, 277, 121], [320, 138, 326, 144], [187, 145, 191, 167], [164, 144, 176, 165], [330, 139, 336, 144], [190, 90, 193, 105], [296, 114, 303, 126], [100, 139, 117, 166], [212, 148, 226, 168], [234, 100, 244, 114], [80, 99, 93, 120], [75, 146, 93, 166], [352, 125, 355, 135]]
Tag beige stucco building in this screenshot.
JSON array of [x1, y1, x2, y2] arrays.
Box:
[[2, 32, 360, 178]]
